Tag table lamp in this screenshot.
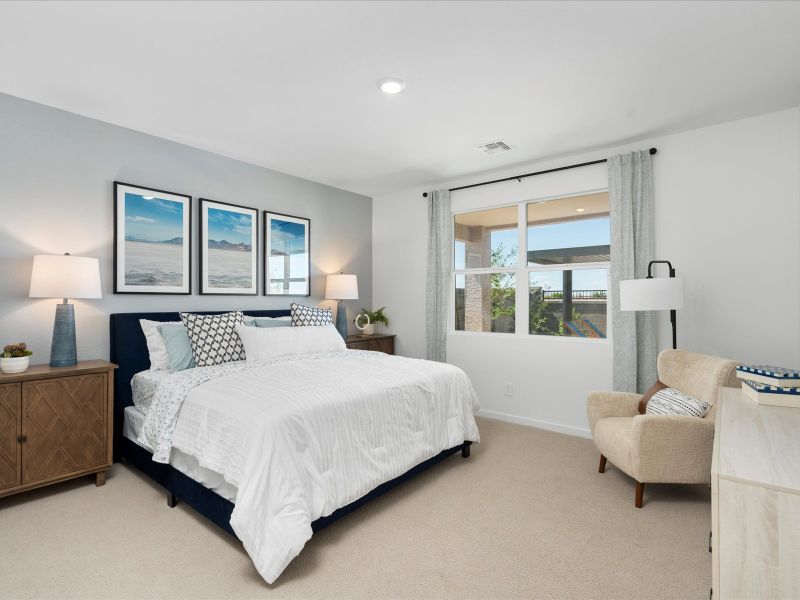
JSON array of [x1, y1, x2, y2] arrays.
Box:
[[619, 260, 684, 349], [29, 253, 102, 367], [325, 274, 358, 339]]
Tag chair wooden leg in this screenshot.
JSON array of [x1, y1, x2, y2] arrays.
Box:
[[598, 454, 607, 473], [635, 481, 644, 508]]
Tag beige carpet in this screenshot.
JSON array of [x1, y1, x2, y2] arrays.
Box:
[[0, 417, 711, 599]]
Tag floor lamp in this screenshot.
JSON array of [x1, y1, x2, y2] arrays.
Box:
[[619, 260, 684, 349]]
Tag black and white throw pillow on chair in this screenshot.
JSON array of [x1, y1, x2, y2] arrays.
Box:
[[180, 310, 246, 367]]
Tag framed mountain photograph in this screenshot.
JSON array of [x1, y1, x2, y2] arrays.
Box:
[[199, 198, 258, 295], [264, 211, 310, 296], [114, 181, 191, 294]]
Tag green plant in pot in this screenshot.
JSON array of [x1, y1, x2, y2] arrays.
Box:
[[355, 307, 389, 336], [1, 343, 33, 374]]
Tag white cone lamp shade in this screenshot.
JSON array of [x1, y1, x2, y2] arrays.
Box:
[[619, 277, 684, 311], [325, 274, 359, 300], [29, 254, 102, 367], [325, 274, 358, 339]]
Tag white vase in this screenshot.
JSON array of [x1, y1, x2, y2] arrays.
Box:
[[0, 356, 30, 374], [362, 324, 376, 336]]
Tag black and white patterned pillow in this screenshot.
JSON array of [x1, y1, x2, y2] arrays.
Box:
[[290, 302, 333, 327], [180, 311, 246, 367], [645, 387, 711, 418]]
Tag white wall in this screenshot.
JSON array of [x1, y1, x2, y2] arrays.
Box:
[[0, 93, 372, 363], [373, 107, 800, 437]]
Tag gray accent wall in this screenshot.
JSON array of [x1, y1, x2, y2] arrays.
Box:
[[0, 93, 372, 362]]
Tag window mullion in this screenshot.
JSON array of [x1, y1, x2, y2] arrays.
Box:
[[515, 202, 528, 337]]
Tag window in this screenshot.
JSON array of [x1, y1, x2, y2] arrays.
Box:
[[453, 192, 610, 339], [453, 206, 518, 333]]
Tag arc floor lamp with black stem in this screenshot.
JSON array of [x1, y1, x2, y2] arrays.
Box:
[[619, 260, 684, 349]]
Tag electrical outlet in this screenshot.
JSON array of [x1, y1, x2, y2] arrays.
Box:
[[504, 383, 513, 397]]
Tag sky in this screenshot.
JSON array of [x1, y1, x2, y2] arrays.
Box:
[[455, 217, 610, 291], [270, 219, 307, 256], [207, 207, 253, 245], [125, 192, 184, 241]]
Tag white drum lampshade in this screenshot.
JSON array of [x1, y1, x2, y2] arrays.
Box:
[[30, 254, 102, 300], [325, 274, 359, 339], [29, 254, 102, 367], [620, 274, 684, 349], [619, 277, 684, 312], [325, 274, 359, 300]]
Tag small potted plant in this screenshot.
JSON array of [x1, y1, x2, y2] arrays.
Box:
[[355, 307, 389, 336], [1, 343, 33, 374]]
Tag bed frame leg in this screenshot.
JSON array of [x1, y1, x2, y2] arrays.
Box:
[[167, 492, 179, 508], [461, 441, 471, 458]]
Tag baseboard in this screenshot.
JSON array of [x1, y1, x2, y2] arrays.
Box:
[[477, 409, 592, 439]]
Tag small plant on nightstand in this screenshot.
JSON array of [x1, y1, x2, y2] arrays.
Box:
[[355, 307, 389, 336], [1, 342, 33, 374]]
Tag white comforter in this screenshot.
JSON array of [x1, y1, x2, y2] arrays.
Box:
[[138, 350, 480, 583]]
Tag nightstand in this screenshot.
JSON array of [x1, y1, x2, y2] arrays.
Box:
[[0, 360, 117, 498], [345, 333, 396, 355]]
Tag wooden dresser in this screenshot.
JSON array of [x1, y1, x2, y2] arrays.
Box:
[[0, 360, 116, 498], [711, 387, 800, 599], [345, 333, 396, 355]]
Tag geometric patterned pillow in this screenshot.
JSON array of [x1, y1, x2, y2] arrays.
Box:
[[179, 311, 245, 367], [644, 387, 711, 418], [290, 302, 333, 327]]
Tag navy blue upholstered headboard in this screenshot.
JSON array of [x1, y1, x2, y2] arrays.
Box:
[[109, 310, 290, 461]]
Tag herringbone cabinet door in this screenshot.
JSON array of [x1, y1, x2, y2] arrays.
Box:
[[0, 383, 21, 491], [22, 374, 107, 485]]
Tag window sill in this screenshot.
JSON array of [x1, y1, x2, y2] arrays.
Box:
[[448, 330, 611, 345]]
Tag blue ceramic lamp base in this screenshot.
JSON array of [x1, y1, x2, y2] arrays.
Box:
[[335, 301, 348, 339], [50, 302, 77, 367]]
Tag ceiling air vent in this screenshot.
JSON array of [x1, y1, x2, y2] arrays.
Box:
[[475, 140, 513, 155]]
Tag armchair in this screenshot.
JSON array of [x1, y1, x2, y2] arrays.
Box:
[[587, 349, 738, 507]]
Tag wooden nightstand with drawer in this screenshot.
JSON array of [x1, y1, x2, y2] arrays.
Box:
[[345, 334, 396, 355], [0, 360, 117, 499]]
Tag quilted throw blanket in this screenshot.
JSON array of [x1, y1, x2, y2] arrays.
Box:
[[138, 350, 480, 583]]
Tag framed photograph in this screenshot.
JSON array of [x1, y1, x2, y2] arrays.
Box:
[[114, 181, 191, 294], [199, 199, 258, 295], [264, 211, 310, 296]]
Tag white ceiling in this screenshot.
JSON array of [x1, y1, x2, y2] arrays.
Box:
[[1, 1, 800, 197]]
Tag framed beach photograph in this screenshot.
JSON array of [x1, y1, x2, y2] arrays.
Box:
[[114, 182, 191, 294], [264, 211, 310, 296], [199, 198, 258, 295]]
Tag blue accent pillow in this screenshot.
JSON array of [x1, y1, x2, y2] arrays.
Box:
[[244, 316, 292, 328], [158, 323, 196, 371]]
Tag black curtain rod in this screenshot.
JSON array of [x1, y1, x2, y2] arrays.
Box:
[[422, 147, 657, 197]]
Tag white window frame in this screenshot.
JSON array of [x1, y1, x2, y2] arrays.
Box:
[[451, 189, 611, 343]]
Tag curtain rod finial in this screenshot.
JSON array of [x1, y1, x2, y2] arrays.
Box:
[[422, 192, 428, 197], [649, 147, 657, 155]]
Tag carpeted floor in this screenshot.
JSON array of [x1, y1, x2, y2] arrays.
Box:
[[0, 417, 711, 599]]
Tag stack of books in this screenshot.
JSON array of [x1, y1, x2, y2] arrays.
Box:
[[736, 365, 800, 407]]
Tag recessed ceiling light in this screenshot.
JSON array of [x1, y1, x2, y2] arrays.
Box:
[[378, 78, 406, 95], [576, 208, 585, 212]]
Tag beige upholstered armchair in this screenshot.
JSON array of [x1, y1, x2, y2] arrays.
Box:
[[587, 350, 738, 507]]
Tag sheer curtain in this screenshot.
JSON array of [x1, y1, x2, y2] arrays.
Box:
[[609, 151, 657, 392], [426, 189, 451, 362]]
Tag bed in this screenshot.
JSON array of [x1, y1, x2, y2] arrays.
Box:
[[110, 310, 480, 583]]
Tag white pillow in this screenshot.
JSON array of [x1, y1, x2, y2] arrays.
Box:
[[139, 319, 170, 370], [235, 323, 345, 362], [645, 387, 711, 418]]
